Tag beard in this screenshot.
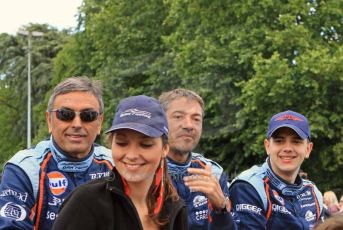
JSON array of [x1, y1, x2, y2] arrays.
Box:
[[169, 139, 199, 156], [170, 146, 190, 157]]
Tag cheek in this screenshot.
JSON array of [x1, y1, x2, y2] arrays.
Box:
[[87, 122, 102, 133], [111, 146, 125, 161], [145, 151, 162, 167]]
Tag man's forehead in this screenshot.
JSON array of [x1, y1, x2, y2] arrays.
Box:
[[271, 127, 303, 139], [54, 92, 100, 109], [168, 97, 203, 115]]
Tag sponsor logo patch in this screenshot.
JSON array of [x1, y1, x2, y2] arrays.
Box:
[[120, 109, 151, 118], [301, 202, 316, 208], [193, 195, 207, 208], [195, 209, 208, 220], [272, 190, 285, 206], [89, 171, 111, 179], [48, 171, 68, 196], [305, 210, 316, 222], [297, 190, 311, 199], [48, 196, 65, 206], [0, 189, 28, 202], [0, 202, 26, 221], [272, 204, 291, 215], [236, 204, 262, 215]]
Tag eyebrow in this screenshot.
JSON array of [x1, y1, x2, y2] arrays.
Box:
[[172, 110, 202, 117]]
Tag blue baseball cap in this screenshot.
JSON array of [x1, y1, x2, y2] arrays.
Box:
[[267, 110, 310, 140], [105, 95, 168, 137]]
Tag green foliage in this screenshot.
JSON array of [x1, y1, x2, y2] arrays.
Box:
[[0, 24, 71, 166], [48, 0, 343, 191], [1, 0, 342, 192]]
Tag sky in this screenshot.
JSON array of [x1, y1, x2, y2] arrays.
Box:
[[0, 0, 83, 35]]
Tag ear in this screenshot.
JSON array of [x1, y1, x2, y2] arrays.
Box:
[[46, 111, 52, 133], [97, 114, 104, 135], [264, 139, 270, 156], [162, 144, 169, 158], [305, 141, 313, 159]]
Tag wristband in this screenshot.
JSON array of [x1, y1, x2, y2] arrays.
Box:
[[214, 197, 229, 214]]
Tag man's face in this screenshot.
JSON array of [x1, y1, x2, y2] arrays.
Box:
[[46, 91, 103, 158], [165, 97, 203, 159], [264, 127, 313, 183]]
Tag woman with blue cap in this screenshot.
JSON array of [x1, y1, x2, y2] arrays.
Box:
[[53, 95, 188, 230]]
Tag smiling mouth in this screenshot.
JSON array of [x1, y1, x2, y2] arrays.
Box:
[[67, 133, 85, 137], [123, 162, 145, 170], [179, 135, 193, 139], [280, 156, 296, 161]]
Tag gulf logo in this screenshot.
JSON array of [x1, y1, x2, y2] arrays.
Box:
[[47, 171, 68, 196]]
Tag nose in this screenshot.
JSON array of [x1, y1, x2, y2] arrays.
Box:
[[71, 114, 82, 128], [182, 116, 194, 131], [125, 146, 139, 160], [283, 140, 294, 152]]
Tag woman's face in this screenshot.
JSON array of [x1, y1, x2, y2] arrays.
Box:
[[111, 129, 168, 186]]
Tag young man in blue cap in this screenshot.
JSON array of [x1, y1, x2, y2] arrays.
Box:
[[229, 110, 324, 229]]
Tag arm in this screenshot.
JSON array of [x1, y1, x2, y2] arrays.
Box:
[[184, 165, 236, 230], [0, 164, 35, 229], [209, 172, 236, 230], [229, 181, 267, 230]]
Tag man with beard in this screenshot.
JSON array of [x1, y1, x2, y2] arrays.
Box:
[[159, 89, 235, 230]]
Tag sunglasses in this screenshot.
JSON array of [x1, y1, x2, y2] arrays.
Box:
[[50, 108, 100, 122]]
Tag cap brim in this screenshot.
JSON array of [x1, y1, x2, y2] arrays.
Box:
[[105, 123, 163, 137], [268, 124, 308, 139]]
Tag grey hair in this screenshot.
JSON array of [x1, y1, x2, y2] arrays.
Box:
[[158, 88, 204, 116], [47, 76, 104, 113]]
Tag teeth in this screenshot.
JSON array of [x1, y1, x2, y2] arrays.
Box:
[[125, 163, 141, 169], [280, 156, 294, 160]]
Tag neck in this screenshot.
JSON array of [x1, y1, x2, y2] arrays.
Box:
[[281, 174, 297, 184], [168, 151, 190, 164], [127, 178, 152, 205], [126, 180, 159, 230]]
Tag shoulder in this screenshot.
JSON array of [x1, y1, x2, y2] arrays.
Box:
[[302, 179, 324, 210], [191, 152, 223, 173], [8, 140, 50, 166], [302, 179, 322, 198], [93, 145, 114, 164], [230, 164, 268, 209], [232, 164, 266, 185]]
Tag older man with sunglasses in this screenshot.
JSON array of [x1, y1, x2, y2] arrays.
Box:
[[0, 77, 113, 229]]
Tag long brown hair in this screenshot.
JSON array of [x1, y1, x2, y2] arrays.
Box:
[[107, 133, 179, 227], [147, 156, 179, 226]]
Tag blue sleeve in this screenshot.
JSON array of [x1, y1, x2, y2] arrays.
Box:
[[0, 163, 35, 229], [209, 172, 237, 230], [229, 181, 267, 230]]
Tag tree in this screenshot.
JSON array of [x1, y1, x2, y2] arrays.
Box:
[[44, 0, 343, 191], [0, 24, 71, 167]]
